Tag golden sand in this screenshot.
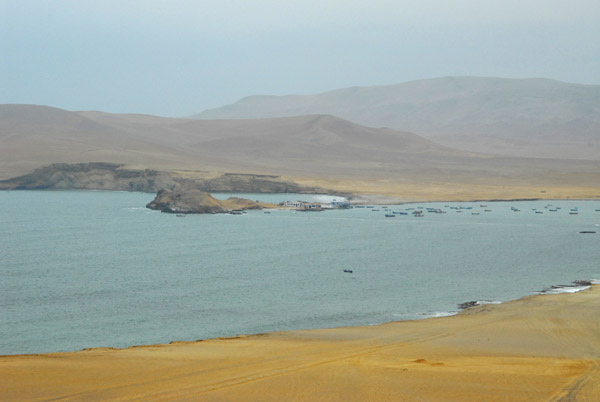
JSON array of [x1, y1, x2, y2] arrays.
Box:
[[1, 286, 598, 401], [286, 175, 600, 203]]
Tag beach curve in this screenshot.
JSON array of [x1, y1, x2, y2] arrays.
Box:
[[1, 286, 599, 401]]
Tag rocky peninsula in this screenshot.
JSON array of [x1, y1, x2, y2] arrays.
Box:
[[146, 189, 276, 214], [0, 162, 326, 194]]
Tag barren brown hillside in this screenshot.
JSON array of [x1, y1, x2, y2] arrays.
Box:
[[1, 104, 599, 201], [194, 77, 600, 160]]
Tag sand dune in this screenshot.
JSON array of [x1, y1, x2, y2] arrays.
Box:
[[2, 286, 598, 401]]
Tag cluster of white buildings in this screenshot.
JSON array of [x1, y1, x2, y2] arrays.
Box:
[[282, 199, 350, 211]]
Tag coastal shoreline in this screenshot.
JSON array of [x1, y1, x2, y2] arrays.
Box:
[[2, 280, 595, 358], [2, 285, 599, 401], [1, 162, 599, 205]]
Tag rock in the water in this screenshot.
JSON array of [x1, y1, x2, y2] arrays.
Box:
[[146, 189, 275, 214]]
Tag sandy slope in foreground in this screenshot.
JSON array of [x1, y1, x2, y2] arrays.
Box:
[[1, 287, 599, 401]]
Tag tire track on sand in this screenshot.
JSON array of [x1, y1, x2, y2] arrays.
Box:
[[123, 332, 455, 401]]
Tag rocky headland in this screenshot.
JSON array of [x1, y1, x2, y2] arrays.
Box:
[[0, 163, 179, 192], [0, 163, 326, 194], [146, 189, 277, 214]]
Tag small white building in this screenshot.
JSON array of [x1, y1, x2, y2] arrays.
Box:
[[283, 200, 323, 211]]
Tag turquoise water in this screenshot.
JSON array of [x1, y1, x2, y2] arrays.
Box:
[[1, 190, 599, 355]]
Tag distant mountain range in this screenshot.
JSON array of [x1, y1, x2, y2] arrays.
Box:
[[0, 104, 459, 180], [2, 103, 599, 199], [193, 77, 600, 160]]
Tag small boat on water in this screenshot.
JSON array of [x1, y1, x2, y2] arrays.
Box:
[[176, 214, 186, 217], [343, 269, 353, 273], [385, 214, 395, 217], [230, 210, 243, 215]]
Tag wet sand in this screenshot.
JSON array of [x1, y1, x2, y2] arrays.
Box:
[[1, 286, 598, 401]]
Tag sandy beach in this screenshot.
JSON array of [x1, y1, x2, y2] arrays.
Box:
[[1, 286, 598, 401]]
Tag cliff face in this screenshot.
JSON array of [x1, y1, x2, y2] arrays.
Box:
[[0, 163, 325, 194], [0, 163, 177, 192], [183, 173, 307, 193], [146, 189, 275, 214]]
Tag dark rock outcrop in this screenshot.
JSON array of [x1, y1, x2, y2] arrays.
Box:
[[146, 189, 275, 214], [0, 163, 177, 192], [0, 163, 328, 195], [190, 173, 307, 193]]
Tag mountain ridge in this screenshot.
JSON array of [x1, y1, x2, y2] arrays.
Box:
[[2, 103, 599, 201], [192, 76, 600, 160], [0, 104, 459, 180]]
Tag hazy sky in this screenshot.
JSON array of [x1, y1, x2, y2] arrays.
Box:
[[1, 0, 599, 116]]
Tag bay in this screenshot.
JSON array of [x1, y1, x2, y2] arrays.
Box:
[[1, 190, 599, 355]]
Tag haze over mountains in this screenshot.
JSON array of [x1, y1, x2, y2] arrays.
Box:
[[194, 77, 600, 160], [0, 104, 460, 180], [3, 74, 600, 201]]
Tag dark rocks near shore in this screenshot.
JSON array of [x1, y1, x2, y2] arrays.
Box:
[[457, 301, 480, 310], [146, 189, 273, 214], [146, 190, 228, 214]]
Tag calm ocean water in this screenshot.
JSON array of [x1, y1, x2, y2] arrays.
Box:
[[1, 190, 599, 355]]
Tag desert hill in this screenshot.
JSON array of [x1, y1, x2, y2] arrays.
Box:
[[193, 77, 600, 160], [0, 104, 461, 180], [1, 104, 599, 201]]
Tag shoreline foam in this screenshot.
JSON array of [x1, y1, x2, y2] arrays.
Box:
[[1, 279, 596, 358], [1, 285, 598, 401]]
